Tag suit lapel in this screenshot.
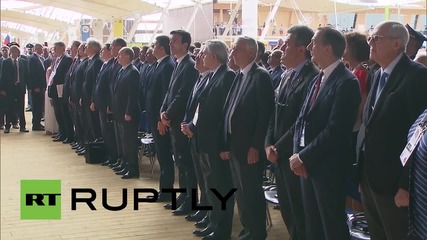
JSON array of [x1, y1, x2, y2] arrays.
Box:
[[367, 55, 409, 125], [235, 63, 257, 107], [308, 62, 345, 114], [114, 66, 128, 92], [202, 64, 226, 95]]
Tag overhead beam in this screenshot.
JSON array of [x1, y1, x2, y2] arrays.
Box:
[[221, 0, 242, 38], [1, 10, 70, 31], [260, 0, 282, 41]]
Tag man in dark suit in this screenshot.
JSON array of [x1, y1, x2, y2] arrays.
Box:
[[63, 40, 81, 147], [182, 40, 236, 240], [83, 39, 103, 142], [48, 41, 73, 141], [138, 47, 156, 116], [290, 27, 361, 240], [265, 25, 318, 240], [220, 36, 274, 240], [111, 47, 140, 179], [69, 43, 89, 151], [1, 46, 30, 133], [160, 30, 199, 215], [0, 46, 8, 129], [267, 49, 285, 89], [27, 43, 47, 131], [180, 49, 211, 231], [356, 21, 427, 240], [93, 44, 118, 166], [107, 38, 128, 172], [144, 36, 174, 201]]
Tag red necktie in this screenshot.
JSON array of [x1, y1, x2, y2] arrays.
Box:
[[309, 71, 324, 109]]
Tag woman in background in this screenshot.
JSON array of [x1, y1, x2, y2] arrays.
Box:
[[343, 32, 370, 161], [44, 49, 58, 135]]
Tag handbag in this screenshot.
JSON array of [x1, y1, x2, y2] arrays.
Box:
[[84, 141, 107, 164]]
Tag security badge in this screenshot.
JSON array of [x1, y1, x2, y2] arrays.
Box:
[[400, 120, 427, 166]]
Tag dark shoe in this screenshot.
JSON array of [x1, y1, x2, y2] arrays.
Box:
[[12, 124, 19, 129], [77, 150, 86, 156], [62, 138, 72, 144], [172, 200, 192, 216], [121, 171, 139, 179], [202, 232, 228, 240], [101, 160, 110, 166], [32, 125, 45, 131], [71, 144, 81, 150], [25, 107, 32, 112], [113, 164, 125, 172], [4, 128, 10, 134], [115, 168, 128, 175], [51, 134, 59, 139], [53, 137, 66, 142], [75, 146, 85, 153], [193, 227, 213, 237], [186, 210, 206, 222], [20, 128, 29, 133], [195, 215, 210, 228], [108, 162, 119, 168]]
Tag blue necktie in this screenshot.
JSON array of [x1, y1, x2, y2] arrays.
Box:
[[375, 72, 389, 102]]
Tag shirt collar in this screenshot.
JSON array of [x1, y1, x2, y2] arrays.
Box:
[[121, 63, 131, 70], [241, 61, 255, 77], [291, 60, 308, 76], [322, 60, 341, 82], [156, 55, 168, 64], [176, 54, 187, 66], [381, 53, 403, 76], [211, 64, 222, 78], [200, 70, 210, 78]]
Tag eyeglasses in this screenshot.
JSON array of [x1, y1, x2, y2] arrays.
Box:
[[367, 34, 394, 42]]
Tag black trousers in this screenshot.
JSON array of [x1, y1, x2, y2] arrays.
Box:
[[80, 103, 101, 142], [5, 89, 26, 129], [53, 97, 74, 140], [118, 120, 139, 174], [148, 116, 174, 192], [301, 175, 349, 240], [275, 156, 306, 240], [200, 151, 235, 238], [190, 138, 208, 207], [99, 110, 118, 161], [360, 169, 409, 240], [114, 121, 124, 161], [31, 90, 44, 127], [0, 94, 8, 127], [229, 149, 266, 240], [169, 124, 197, 201], [71, 102, 83, 143]]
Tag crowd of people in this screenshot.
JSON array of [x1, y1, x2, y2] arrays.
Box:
[[1, 20, 427, 240]]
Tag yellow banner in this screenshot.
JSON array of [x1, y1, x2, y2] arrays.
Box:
[[113, 20, 123, 37], [384, 6, 390, 21]]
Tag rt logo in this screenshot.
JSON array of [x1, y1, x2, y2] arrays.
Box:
[[20, 180, 61, 220]]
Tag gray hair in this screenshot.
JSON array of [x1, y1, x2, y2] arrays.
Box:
[[389, 22, 409, 52], [119, 47, 134, 60], [236, 36, 258, 58], [86, 38, 102, 52], [205, 40, 229, 64], [54, 41, 66, 49]]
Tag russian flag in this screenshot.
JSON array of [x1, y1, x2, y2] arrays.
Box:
[[3, 35, 10, 46]]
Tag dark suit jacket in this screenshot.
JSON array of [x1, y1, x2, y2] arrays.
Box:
[[183, 72, 209, 124], [161, 54, 199, 124], [70, 58, 89, 103], [0, 58, 29, 95], [92, 58, 114, 112], [108, 58, 122, 109], [139, 62, 155, 111], [111, 65, 140, 123], [27, 54, 46, 90], [222, 63, 275, 156], [48, 54, 72, 99], [82, 54, 103, 105], [293, 62, 361, 180], [269, 65, 285, 89], [145, 56, 174, 126], [356, 55, 427, 194], [266, 61, 319, 158], [195, 64, 235, 154]]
